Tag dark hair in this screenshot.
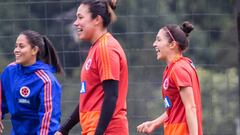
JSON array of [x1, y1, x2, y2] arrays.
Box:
[[81, 0, 117, 27], [163, 21, 194, 51], [20, 30, 63, 74]]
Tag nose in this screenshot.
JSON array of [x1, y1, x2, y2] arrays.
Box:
[[73, 19, 78, 27], [153, 41, 157, 47], [14, 46, 19, 54]]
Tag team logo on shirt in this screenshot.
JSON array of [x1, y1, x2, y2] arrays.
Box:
[[164, 96, 172, 108], [85, 59, 92, 70], [20, 86, 30, 98], [80, 81, 86, 94], [163, 78, 169, 90]]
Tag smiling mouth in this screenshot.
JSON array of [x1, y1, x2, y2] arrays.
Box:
[[15, 54, 21, 59], [77, 28, 83, 32]]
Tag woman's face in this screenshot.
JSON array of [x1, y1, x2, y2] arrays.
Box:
[[153, 29, 171, 61], [74, 4, 95, 41], [14, 34, 38, 66]]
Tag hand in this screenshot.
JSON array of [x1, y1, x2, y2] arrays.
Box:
[[54, 131, 63, 135], [0, 120, 4, 134], [137, 121, 155, 134]]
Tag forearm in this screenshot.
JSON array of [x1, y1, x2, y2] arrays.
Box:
[[95, 80, 118, 135], [151, 111, 168, 128], [95, 95, 117, 135], [185, 106, 198, 135], [59, 104, 79, 135], [137, 111, 168, 134]]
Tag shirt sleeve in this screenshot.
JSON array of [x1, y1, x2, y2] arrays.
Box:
[[171, 64, 192, 91], [36, 70, 61, 135], [96, 41, 120, 82], [0, 72, 9, 119]]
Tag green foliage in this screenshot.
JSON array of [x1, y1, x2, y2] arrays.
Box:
[[198, 67, 239, 134]]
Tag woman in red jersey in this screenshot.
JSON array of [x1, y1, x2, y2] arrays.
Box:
[[55, 0, 129, 135], [137, 22, 202, 135]]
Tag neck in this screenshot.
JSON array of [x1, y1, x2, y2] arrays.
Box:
[[22, 59, 36, 67], [166, 53, 182, 64], [91, 28, 108, 44]]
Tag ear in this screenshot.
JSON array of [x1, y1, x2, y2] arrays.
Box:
[[94, 15, 103, 26], [32, 46, 39, 56], [169, 41, 178, 49]]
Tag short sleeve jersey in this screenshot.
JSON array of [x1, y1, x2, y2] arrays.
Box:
[[162, 56, 202, 135], [79, 33, 128, 134]]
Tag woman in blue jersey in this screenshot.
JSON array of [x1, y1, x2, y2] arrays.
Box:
[[0, 30, 63, 135]]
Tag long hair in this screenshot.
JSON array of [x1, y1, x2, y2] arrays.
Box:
[[20, 30, 63, 73]]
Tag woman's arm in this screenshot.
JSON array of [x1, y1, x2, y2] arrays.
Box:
[[0, 76, 9, 134], [0, 82, 4, 133], [137, 111, 168, 134], [180, 86, 198, 135], [95, 80, 118, 135], [36, 71, 62, 135], [56, 104, 79, 135]]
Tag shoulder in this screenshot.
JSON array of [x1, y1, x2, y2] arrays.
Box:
[[35, 69, 53, 83], [172, 58, 192, 73], [1, 62, 18, 75], [107, 33, 121, 47], [7, 62, 17, 66], [98, 33, 121, 49], [6, 62, 18, 69], [34, 69, 60, 86], [96, 35, 123, 56]]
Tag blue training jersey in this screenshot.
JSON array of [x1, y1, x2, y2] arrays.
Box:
[[0, 61, 61, 135]]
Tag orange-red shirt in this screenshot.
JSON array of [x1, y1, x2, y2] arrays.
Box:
[[162, 56, 202, 135], [79, 33, 128, 135]]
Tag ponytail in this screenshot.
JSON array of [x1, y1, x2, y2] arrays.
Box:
[[20, 30, 63, 74], [107, 0, 117, 23], [42, 36, 63, 74]]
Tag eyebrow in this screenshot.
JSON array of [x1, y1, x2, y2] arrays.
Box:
[[76, 12, 83, 16], [16, 43, 23, 45]]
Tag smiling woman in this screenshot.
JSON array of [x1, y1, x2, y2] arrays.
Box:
[[73, 0, 117, 43], [55, 0, 129, 135], [0, 30, 63, 135], [14, 34, 39, 66], [137, 22, 203, 135]]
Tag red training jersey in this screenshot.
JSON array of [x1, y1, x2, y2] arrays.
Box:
[[79, 33, 128, 135], [162, 56, 202, 135]]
